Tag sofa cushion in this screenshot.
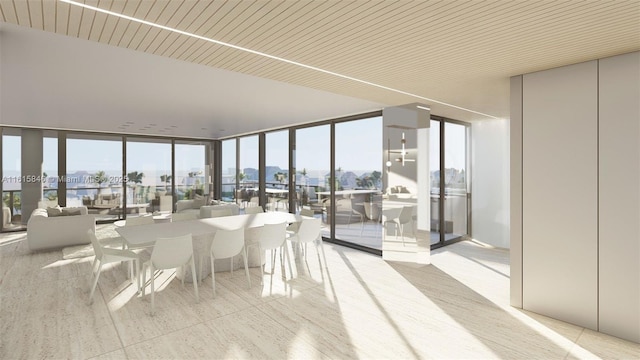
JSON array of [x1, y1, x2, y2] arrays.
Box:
[[46, 206, 63, 217], [62, 208, 82, 216]]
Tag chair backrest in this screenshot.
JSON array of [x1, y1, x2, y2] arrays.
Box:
[[364, 202, 380, 220], [399, 206, 414, 223], [259, 222, 287, 250], [249, 197, 259, 206], [172, 212, 198, 222], [245, 206, 264, 214], [296, 218, 321, 243], [151, 234, 194, 269], [125, 215, 154, 226], [300, 208, 314, 217], [211, 228, 245, 259], [87, 230, 103, 259], [209, 208, 233, 218]]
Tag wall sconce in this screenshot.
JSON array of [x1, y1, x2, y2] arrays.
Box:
[[389, 132, 415, 166]]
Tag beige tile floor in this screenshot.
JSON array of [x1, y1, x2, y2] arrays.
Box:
[[1, 224, 639, 359]]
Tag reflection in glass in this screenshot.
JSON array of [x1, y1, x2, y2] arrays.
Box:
[[430, 120, 441, 244], [43, 135, 58, 206], [335, 117, 383, 250], [265, 131, 289, 212], [126, 138, 171, 218], [2, 133, 23, 230], [239, 136, 259, 211], [221, 140, 236, 202], [67, 135, 123, 221], [295, 125, 330, 238], [444, 122, 468, 239], [175, 141, 207, 203]]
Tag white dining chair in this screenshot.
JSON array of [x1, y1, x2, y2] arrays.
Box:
[[199, 227, 250, 297], [383, 206, 414, 246], [125, 215, 154, 227], [88, 230, 140, 304], [286, 217, 327, 268], [208, 208, 233, 218], [255, 222, 292, 283], [141, 234, 199, 315], [245, 206, 264, 214], [172, 212, 198, 222]]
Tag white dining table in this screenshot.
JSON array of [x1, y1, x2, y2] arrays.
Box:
[[115, 212, 302, 281]]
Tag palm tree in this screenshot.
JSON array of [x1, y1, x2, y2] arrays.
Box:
[[127, 171, 144, 204], [94, 170, 108, 194], [237, 172, 246, 183], [160, 174, 172, 190], [371, 170, 382, 189]]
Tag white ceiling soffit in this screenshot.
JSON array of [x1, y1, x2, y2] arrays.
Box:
[[1, 0, 639, 134]]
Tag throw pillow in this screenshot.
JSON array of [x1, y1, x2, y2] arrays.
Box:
[[193, 198, 205, 208], [46, 206, 63, 217], [62, 208, 82, 216]]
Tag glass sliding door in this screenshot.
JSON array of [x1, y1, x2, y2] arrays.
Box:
[[238, 136, 259, 211], [126, 138, 171, 218], [295, 125, 331, 238], [443, 122, 470, 240], [175, 141, 208, 202], [265, 130, 289, 212], [334, 117, 383, 250], [2, 130, 23, 230], [67, 134, 123, 221], [429, 120, 441, 245]]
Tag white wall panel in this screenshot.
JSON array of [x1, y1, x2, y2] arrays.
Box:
[[510, 75, 523, 307], [598, 51, 640, 343], [522, 61, 598, 330]]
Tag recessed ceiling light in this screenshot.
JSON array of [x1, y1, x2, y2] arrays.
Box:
[[416, 105, 431, 111], [60, 0, 498, 119]]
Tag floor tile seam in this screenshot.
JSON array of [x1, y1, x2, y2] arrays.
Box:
[[563, 327, 586, 360], [99, 284, 130, 360], [251, 298, 334, 359]]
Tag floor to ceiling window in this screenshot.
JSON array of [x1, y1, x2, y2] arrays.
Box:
[[175, 141, 209, 206], [429, 119, 471, 247], [238, 136, 259, 210], [265, 130, 289, 212], [430, 120, 441, 245], [42, 132, 58, 206], [126, 138, 172, 218], [221, 139, 236, 203], [443, 121, 470, 241], [66, 134, 123, 221], [334, 117, 383, 250], [295, 124, 331, 238], [2, 129, 23, 230]]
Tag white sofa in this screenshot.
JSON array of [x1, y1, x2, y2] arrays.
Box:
[[27, 207, 96, 251]]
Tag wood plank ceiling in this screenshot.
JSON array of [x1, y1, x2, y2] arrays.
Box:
[[1, 0, 639, 121]]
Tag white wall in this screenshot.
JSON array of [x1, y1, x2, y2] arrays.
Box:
[[598, 51, 640, 343], [512, 51, 640, 343], [522, 60, 599, 330], [471, 119, 510, 248]]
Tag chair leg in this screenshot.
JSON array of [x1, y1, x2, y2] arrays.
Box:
[[150, 263, 155, 315], [242, 247, 251, 289], [181, 265, 185, 288], [284, 244, 293, 279], [198, 254, 204, 285], [230, 256, 234, 276], [190, 259, 199, 303], [141, 264, 147, 297], [88, 261, 103, 305], [211, 256, 216, 297]]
